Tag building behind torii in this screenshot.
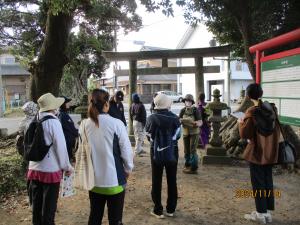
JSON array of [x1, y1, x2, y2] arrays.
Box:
[[102, 46, 230, 134]]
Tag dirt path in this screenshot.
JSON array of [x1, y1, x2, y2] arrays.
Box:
[[1, 141, 300, 225]]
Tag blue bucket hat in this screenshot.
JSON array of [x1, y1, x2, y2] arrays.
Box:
[[132, 93, 140, 103]]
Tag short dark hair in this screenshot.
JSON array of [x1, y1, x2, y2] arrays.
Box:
[[246, 83, 263, 100], [198, 92, 205, 102]]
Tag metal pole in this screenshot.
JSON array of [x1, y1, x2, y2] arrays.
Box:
[[113, 22, 118, 91], [227, 54, 231, 107], [0, 71, 3, 117]]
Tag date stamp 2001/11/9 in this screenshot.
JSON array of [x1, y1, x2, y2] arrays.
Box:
[[235, 189, 281, 198]]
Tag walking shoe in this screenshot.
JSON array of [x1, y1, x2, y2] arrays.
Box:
[[165, 212, 174, 217], [264, 212, 272, 223], [244, 211, 266, 224], [182, 166, 190, 173], [151, 211, 164, 219], [183, 167, 198, 174], [135, 150, 146, 156]]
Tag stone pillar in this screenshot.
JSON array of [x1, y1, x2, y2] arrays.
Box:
[[202, 89, 232, 165], [195, 57, 204, 98], [128, 60, 137, 135]]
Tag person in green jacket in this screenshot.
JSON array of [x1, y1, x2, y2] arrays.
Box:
[[179, 94, 202, 174]]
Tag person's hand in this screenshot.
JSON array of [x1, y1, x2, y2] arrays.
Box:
[[194, 120, 203, 127], [65, 170, 72, 176], [237, 117, 244, 123]]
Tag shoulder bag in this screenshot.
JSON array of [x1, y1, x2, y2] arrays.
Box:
[[74, 119, 95, 190]]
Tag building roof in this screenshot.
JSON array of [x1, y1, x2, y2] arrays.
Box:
[[0, 64, 30, 76], [140, 45, 169, 51]]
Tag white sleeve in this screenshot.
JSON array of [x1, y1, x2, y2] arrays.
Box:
[[117, 122, 134, 173], [51, 120, 73, 172]]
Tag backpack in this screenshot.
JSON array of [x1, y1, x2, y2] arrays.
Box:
[[24, 115, 55, 162], [152, 115, 177, 165], [253, 101, 276, 137]]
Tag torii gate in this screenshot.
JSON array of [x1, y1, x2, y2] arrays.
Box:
[[102, 45, 230, 134]]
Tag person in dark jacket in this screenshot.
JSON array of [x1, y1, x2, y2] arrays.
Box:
[[108, 90, 127, 127], [239, 83, 280, 224], [150, 92, 158, 114], [145, 93, 180, 219], [130, 93, 147, 155], [58, 96, 79, 161]]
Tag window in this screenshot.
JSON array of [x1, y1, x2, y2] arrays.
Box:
[[235, 61, 242, 71], [4, 57, 15, 64]]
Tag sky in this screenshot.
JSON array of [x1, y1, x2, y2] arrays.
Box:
[[104, 3, 191, 77], [116, 4, 190, 52]]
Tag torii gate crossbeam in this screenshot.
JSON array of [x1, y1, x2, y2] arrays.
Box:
[[102, 45, 230, 134]]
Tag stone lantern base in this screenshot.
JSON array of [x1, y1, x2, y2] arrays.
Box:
[[202, 144, 233, 165]]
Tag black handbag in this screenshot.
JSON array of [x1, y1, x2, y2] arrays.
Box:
[[278, 140, 296, 164], [276, 118, 296, 164]]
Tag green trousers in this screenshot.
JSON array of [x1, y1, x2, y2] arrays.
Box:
[[183, 134, 199, 170]]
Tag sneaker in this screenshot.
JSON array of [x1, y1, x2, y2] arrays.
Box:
[[135, 150, 146, 156], [183, 167, 198, 174], [264, 212, 272, 223], [244, 211, 266, 224], [151, 211, 164, 219], [182, 167, 190, 173], [165, 212, 174, 217]]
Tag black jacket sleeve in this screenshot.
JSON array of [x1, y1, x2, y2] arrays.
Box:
[[141, 104, 147, 127], [120, 102, 127, 127]]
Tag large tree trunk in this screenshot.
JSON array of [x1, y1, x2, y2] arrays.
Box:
[[30, 11, 73, 101], [224, 0, 255, 80]]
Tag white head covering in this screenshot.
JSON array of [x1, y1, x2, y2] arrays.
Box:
[[154, 93, 172, 110], [22, 101, 38, 116], [37, 93, 64, 112]]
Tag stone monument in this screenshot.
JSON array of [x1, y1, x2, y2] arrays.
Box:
[[202, 89, 232, 164]]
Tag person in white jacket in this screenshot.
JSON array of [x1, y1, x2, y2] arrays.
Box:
[[85, 89, 133, 225], [27, 93, 73, 225]]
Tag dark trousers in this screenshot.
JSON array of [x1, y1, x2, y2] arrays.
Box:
[[249, 163, 275, 213], [88, 191, 125, 225], [151, 157, 178, 215], [30, 180, 60, 225]]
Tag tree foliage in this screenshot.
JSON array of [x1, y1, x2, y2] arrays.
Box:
[[141, 0, 300, 79], [0, 0, 142, 101]]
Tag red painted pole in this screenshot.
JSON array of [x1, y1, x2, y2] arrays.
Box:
[[256, 50, 261, 84]]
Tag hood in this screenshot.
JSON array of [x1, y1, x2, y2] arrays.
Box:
[[132, 93, 140, 103], [152, 110, 177, 130], [253, 101, 276, 136]]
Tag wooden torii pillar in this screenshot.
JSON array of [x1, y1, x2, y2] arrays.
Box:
[[103, 45, 230, 134]]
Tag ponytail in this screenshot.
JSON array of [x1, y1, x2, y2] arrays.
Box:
[[88, 89, 109, 127]]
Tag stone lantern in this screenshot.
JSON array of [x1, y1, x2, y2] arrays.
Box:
[[74, 94, 89, 121], [202, 89, 232, 164]]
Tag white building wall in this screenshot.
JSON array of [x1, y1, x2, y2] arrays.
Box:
[[178, 25, 253, 103], [178, 24, 229, 102]]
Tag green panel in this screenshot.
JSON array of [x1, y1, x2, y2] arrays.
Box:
[[279, 116, 300, 127], [261, 54, 300, 72], [261, 54, 300, 126]]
